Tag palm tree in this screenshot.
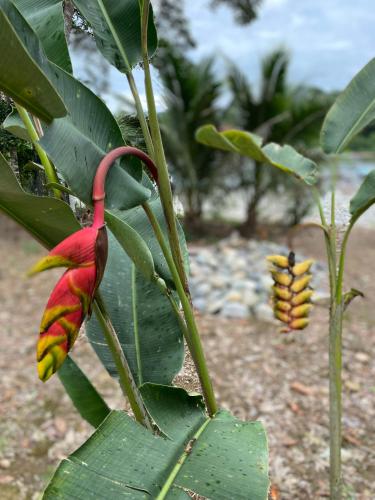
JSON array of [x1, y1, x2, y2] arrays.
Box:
[[227, 48, 332, 235], [157, 44, 222, 220]]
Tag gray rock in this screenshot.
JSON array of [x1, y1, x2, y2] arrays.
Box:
[[193, 282, 211, 298], [193, 298, 207, 311], [254, 303, 274, 322], [242, 290, 259, 307], [221, 302, 249, 318], [206, 298, 226, 314]]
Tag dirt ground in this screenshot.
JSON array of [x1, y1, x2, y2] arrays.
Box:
[[0, 215, 374, 499]]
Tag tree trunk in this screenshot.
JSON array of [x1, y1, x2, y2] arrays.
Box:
[[238, 162, 262, 238]]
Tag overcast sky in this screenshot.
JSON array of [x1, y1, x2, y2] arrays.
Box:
[[73, 0, 375, 111], [186, 0, 375, 91]]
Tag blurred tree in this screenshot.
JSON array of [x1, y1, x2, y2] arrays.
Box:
[[157, 44, 222, 220], [155, 0, 262, 49], [226, 49, 333, 235]]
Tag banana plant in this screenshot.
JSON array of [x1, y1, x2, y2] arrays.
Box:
[[197, 57, 375, 499], [0, 0, 269, 497]]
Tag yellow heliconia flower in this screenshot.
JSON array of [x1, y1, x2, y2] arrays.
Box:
[[266, 255, 289, 268], [276, 300, 291, 312], [291, 304, 312, 318], [273, 286, 292, 301], [275, 310, 289, 323], [267, 251, 314, 333], [291, 275, 312, 293], [292, 259, 314, 276], [291, 289, 313, 306], [271, 271, 292, 287], [290, 318, 309, 330]]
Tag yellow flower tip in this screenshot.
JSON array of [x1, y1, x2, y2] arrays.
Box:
[[27, 255, 75, 277], [271, 271, 292, 287], [36, 334, 66, 362], [291, 304, 313, 318], [273, 285, 292, 301], [276, 300, 291, 312], [275, 310, 289, 323], [37, 354, 55, 382], [37, 346, 66, 382], [290, 318, 309, 330], [291, 274, 312, 293], [292, 259, 314, 277], [266, 255, 289, 269], [291, 289, 314, 306]]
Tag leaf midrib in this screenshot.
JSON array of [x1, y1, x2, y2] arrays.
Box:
[[97, 0, 131, 73], [335, 95, 375, 153]]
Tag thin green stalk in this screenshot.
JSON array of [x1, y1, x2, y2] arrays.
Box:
[[331, 159, 338, 228], [93, 293, 152, 430], [155, 277, 200, 364], [15, 104, 61, 198], [336, 221, 354, 303], [315, 181, 344, 499], [131, 264, 143, 385], [329, 301, 343, 500], [140, 1, 189, 294], [143, 202, 218, 416], [126, 72, 155, 160], [313, 187, 336, 296], [313, 186, 328, 227], [155, 417, 211, 500]]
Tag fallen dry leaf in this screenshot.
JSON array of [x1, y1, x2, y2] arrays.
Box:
[[269, 483, 281, 500], [290, 381, 315, 396]]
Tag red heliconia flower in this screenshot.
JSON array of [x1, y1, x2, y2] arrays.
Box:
[[30, 146, 158, 381], [29, 225, 108, 381]]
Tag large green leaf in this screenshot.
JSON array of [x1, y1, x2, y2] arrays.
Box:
[[105, 210, 155, 281], [0, 152, 79, 247], [12, 0, 72, 72], [86, 225, 184, 386], [196, 125, 317, 185], [58, 356, 110, 428], [140, 384, 206, 442], [0, 0, 67, 122], [349, 169, 375, 222], [44, 386, 269, 499], [2, 107, 29, 141], [109, 194, 187, 283], [40, 64, 151, 209], [72, 0, 158, 74], [321, 58, 375, 154]]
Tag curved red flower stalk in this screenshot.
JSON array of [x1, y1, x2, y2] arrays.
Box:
[[30, 147, 158, 381]]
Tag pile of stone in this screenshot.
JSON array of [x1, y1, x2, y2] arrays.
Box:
[[188, 233, 327, 320]]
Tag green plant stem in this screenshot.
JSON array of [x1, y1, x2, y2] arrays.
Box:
[[315, 184, 344, 499], [143, 202, 218, 417], [15, 104, 61, 198], [155, 417, 211, 500], [126, 72, 155, 159], [329, 300, 343, 500], [336, 221, 354, 303], [155, 277, 189, 332], [131, 264, 143, 385], [93, 293, 152, 430], [155, 276, 202, 375], [313, 187, 336, 295], [313, 187, 327, 227], [140, 1, 189, 294]]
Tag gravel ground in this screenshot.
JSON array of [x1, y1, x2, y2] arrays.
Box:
[[1, 215, 374, 499]]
